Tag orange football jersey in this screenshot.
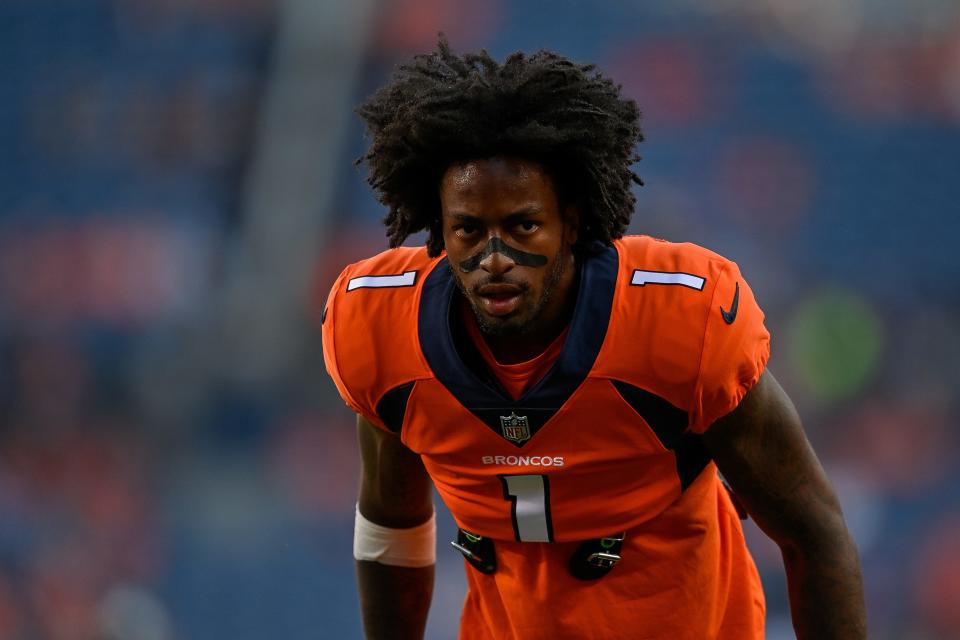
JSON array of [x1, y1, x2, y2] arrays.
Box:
[[323, 235, 770, 639]]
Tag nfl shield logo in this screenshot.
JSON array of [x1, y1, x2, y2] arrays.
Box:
[[500, 413, 531, 443]]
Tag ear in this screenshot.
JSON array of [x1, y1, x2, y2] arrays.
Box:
[[563, 205, 579, 246]]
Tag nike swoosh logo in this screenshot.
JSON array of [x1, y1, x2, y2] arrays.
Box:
[[721, 282, 739, 325]]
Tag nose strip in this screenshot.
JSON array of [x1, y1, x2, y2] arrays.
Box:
[[458, 237, 548, 273]]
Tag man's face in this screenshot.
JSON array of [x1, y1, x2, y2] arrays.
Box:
[[440, 157, 578, 337]]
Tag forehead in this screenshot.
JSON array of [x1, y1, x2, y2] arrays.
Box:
[[439, 157, 559, 212]]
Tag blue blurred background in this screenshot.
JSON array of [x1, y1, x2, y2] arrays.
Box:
[[1, 0, 958, 638]]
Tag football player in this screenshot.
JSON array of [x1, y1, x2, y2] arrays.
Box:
[[323, 40, 866, 639]]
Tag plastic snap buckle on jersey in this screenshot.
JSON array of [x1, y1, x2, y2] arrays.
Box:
[[586, 550, 621, 568], [587, 532, 625, 566], [569, 532, 626, 580], [451, 528, 497, 574]]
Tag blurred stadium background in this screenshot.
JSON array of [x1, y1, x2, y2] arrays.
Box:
[[1, 0, 958, 638]]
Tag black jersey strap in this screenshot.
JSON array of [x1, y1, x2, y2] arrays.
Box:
[[452, 528, 626, 580]]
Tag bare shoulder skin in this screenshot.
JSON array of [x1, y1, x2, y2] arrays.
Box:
[[356, 416, 435, 640], [702, 371, 867, 639]]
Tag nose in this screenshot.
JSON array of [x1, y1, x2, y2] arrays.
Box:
[[479, 237, 515, 276]]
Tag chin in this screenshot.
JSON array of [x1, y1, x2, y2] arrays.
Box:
[[475, 312, 534, 337]]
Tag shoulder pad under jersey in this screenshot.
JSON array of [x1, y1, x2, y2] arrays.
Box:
[[322, 246, 440, 431], [595, 236, 769, 433]]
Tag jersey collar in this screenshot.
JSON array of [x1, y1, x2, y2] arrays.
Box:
[[418, 243, 618, 446]]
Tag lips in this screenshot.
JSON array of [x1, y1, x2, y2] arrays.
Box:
[[476, 283, 524, 317]]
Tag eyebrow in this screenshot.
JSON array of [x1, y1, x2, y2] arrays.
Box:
[[446, 207, 544, 222]]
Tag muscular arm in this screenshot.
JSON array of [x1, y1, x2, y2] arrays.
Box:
[[702, 371, 867, 640], [356, 415, 435, 640]]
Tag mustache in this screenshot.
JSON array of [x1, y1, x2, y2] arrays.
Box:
[[458, 237, 549, 273]]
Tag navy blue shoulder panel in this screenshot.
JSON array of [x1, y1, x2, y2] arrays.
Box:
[[376, 382, 415, 434], [418, 247, 618, 447], [610, 379, 711, 490], [610, 380, 687, 449], [674, 433, 711, 490]]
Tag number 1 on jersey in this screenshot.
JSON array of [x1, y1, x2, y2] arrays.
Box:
[[499, 474, 554, 542]]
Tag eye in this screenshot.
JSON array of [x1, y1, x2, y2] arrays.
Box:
[[454, 223, 479, 239], [514, 220, 540, 235]]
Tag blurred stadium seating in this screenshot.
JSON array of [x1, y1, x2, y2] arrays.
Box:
[[0, 0, 958, 638]]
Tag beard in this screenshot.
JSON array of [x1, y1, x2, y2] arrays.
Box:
[[453, 245, 568, 338]]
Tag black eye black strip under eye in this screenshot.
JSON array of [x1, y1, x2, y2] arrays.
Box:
[[458, 237, 549, 273]]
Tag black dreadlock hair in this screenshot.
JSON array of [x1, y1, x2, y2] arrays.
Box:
[[356, 37, 643, 257]]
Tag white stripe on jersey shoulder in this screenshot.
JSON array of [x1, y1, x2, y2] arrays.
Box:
[[630, 270, 706, 291], [346, 270, 417, 291]]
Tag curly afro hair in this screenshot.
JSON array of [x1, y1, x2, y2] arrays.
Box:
[[356, 37, 643, 257]]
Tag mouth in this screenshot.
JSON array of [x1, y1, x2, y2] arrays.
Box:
[[475, 284, 524, 317]]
